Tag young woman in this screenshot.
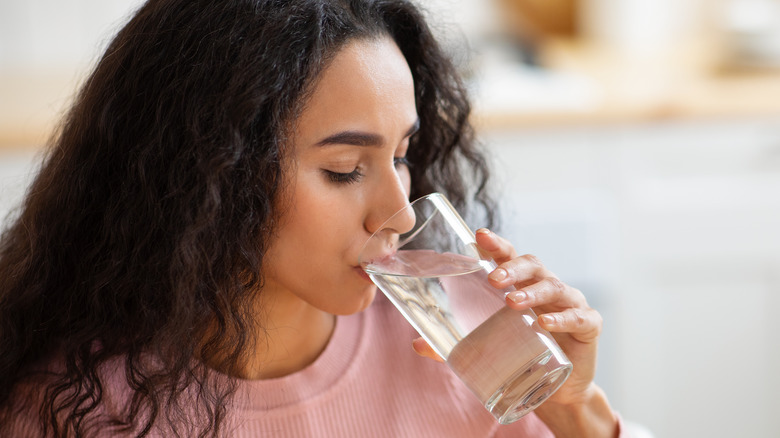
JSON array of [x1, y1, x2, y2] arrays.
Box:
[[0, 0, 623, 436]]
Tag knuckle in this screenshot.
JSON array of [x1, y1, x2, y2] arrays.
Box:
[[546, 276, 566, 294], [571, 308, 588, 326], [573, 307, 603, 337], [522, 254, 543, 268]]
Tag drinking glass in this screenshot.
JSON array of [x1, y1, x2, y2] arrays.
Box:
[[359, 193, 572, 424]]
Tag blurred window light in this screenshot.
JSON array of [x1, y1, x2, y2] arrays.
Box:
[[724, 0, 780, 32]]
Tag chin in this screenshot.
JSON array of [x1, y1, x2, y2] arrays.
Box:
[[333, 284, 378, 315]]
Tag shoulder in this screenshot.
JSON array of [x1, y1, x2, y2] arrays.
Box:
[[1, 351, 67, 436], [1, 376, 47, 437]]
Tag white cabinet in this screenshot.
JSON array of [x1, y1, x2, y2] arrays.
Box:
[[485, 117, 780, 438]]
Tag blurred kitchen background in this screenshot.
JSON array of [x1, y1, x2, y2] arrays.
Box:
[[2, 1, 780, 436]]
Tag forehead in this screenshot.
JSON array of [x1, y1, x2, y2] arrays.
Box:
[[290, 36, 417, 147], [322, 37, 413, 94]]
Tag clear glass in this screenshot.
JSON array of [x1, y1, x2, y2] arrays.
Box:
[[359, 193, 572, 424]]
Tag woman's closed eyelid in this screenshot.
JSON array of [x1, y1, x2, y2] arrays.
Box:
[[323, 168, 363, 184], [320, 152, 408, 185]]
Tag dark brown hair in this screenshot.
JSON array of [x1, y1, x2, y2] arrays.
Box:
[[0, 0, 494, 436]]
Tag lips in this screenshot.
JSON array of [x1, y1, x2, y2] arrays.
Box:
[[354, 266, 372, 282]]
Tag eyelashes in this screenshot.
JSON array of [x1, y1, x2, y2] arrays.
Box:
[[324, 168, 363, 184], [393, 156, 411, 169], [323, 157, 410, 185]]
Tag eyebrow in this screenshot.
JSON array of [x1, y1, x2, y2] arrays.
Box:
[[315, 118, 420, 147]]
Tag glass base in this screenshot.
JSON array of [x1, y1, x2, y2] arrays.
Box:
[[485, 349, 573, 425]]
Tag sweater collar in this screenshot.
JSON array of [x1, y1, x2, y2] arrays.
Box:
[[226, 308, 367, 411]]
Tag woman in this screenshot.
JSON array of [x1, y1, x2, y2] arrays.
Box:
[[0, 0, 622, 436]]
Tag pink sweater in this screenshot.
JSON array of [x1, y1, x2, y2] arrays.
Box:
[[9, 295, 625, 437]]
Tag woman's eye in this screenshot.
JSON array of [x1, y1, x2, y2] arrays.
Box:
[[394, 156, 411, 169], [324, 169, 363, 184]]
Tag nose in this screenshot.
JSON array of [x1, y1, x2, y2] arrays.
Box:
[[359, 173, 416, 268], [364, 170, 415, 237]]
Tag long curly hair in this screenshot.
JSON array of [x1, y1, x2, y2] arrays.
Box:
[[0, 0, 495, 436]]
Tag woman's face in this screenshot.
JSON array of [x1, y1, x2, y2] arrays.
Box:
[[262, 36, 418, 315]]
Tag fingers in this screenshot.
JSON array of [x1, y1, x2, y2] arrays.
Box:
[[475, 228, 601, 345], [487, 253, 553, 291], [537, 307, 603, 343], [412, 337, 444, 362], [476, 229, 584, 306], [475, 228, 518, 264], [476, 230, 554, 289], [505, 276, 588, 311], [503, 271, 599, 343]]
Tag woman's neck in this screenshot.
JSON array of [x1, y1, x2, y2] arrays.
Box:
[[245, 291, 336, 379], [204, 289, 336, 380]]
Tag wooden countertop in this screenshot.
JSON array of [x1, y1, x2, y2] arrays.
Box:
[[3, 39, 780, 149], [473, 39, 780, 130]]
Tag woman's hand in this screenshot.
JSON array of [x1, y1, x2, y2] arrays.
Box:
[[477, 228, 603, 406], [412, 228, 619, 436], [411, 228, 602, 406]]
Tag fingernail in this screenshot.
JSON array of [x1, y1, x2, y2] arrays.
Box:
[[488, 268, 507, 282], [476, 228, 490, 235], [411, 338, 425, 353], [540, 315, 555, 325], [508, 291, 527, 304]]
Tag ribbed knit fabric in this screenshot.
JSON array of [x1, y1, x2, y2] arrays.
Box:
[[7, 295, 626, 437], [220, 295, 552, 437]]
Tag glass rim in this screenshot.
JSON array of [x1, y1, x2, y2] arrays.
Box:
[[357, 192, 480, 270], [358, 192, 446, 264]]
